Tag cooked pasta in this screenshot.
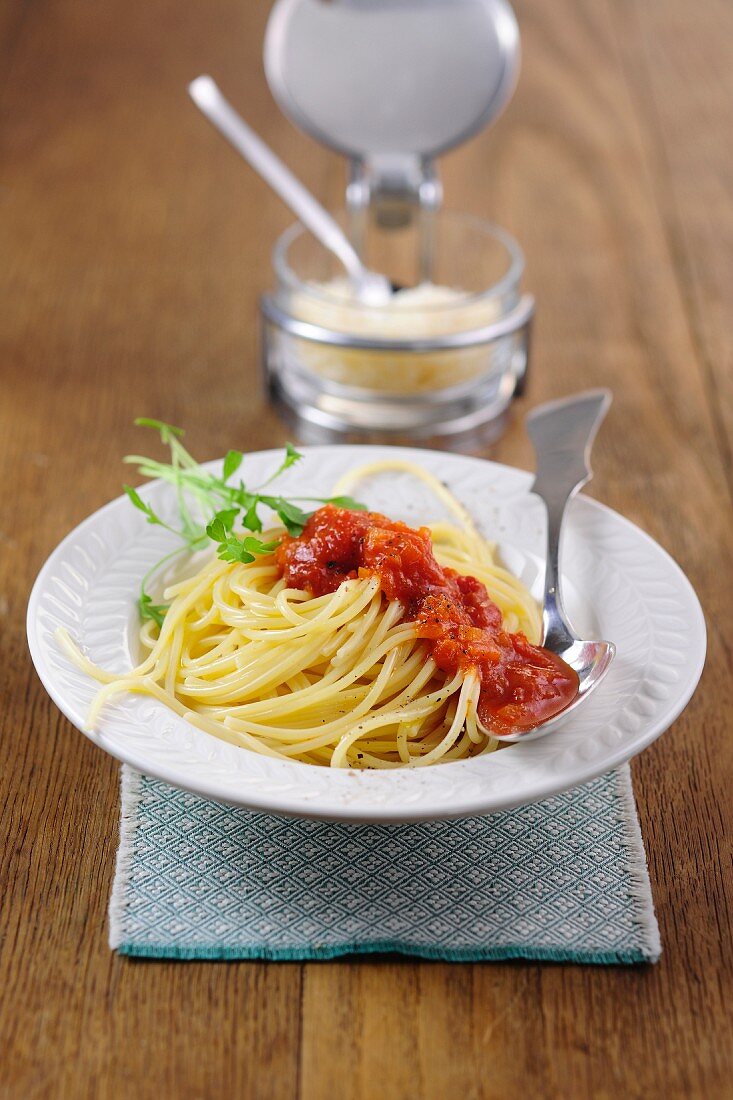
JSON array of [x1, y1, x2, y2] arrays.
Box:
[[58, 461, 577, 769]]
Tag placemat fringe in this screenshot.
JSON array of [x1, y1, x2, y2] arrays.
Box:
[[109, 766, 143, 950], [614, 767, 662, 962]]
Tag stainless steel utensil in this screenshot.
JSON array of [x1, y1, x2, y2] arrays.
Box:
[[492, 390, 616, 742], [188, 75, 392, 304]]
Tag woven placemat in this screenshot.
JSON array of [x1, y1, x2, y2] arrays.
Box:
[[109, 764, 660, 964]]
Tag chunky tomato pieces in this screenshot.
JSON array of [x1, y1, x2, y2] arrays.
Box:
[[276, 505, 578, 734]]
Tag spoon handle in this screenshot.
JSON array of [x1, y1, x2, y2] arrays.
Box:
[[188, 75, 365, 283], [526, 390, 612, 650]]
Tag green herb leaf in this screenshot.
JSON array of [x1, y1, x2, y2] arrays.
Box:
[[213, 534, 280, 564], [324, 495, 368, 511], [138, 592, 169, 627], [259, 442, 304, 487], [205, 507, 239, 542], [243, 536, 280, 555], [222, 449, 243, 481], [283, 442, 303, 470], [124, 485, 165, 526], [243, 497, 262, 533], [215, 537, 256, 564], [260, 496, 311, 537], [134, 417, 184, 443]]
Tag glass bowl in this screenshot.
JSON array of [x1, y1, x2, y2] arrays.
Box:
[[260, 210, 533, 439]]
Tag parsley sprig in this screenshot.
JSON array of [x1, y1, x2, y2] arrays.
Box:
[[123, 418, 364, 624]]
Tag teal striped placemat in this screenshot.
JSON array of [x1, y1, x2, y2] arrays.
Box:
[[109, 764, 660, 964]]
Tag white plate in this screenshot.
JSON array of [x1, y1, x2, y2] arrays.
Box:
[[27, 445, 706, 822]]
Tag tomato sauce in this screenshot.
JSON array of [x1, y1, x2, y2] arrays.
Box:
[[276, 505, 578, 735]]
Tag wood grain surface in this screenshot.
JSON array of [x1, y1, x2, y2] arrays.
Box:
[[2, 0, 731, 1097]]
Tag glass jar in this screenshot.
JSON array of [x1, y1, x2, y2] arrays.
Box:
[[260, 210, 532, 439]]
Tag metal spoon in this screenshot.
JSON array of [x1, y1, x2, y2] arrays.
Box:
[[188, 75, 393, 305], [492, 390, 616, 742]]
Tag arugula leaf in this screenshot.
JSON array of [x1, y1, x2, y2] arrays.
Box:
[[245, 536, 280, 554], [260, 496, 311, 537], [287, 494, 367, 511], [138, 592, 169, 627], [323, 495, 367, 511], [243, 497, 262, 533], [226, 485, 264, 532], [133, 417, 184, 443], [214, 536, 256, 564], [213, 534, 280, 564], [222, 449, 243, 481], [205, 507, 239, 542], [124, 485, 166, 526], [282, 442, 302, 471], [259, 442, 304, 487]]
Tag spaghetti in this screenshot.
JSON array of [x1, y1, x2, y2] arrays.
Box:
[[58, 461, 577, 769]]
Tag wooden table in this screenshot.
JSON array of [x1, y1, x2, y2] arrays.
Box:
[[3, 1, 732, 1096]]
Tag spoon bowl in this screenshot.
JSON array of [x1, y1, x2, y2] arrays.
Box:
[[492, 639, 615, 743]]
